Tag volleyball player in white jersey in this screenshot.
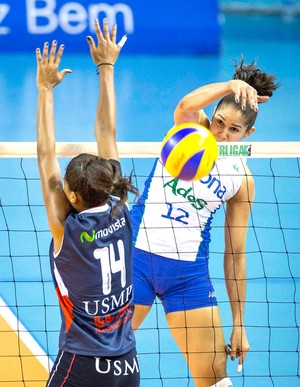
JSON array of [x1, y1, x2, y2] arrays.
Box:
[[131, 58, 279, 386], [36, 20, 140, 386]]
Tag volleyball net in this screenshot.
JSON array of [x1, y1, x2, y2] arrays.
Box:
[[0, 141, 299, 386]]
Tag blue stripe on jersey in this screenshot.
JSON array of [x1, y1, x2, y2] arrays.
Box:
[[197, 204, 220, 258], [130, 158, 159, 245]]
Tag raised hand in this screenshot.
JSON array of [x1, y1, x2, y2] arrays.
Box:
[[228, 79, 269, 112], [86, 19, 127, 67], [36, 41, 71, 90]]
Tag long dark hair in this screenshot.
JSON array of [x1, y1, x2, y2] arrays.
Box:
[[216, 56, 280, 130], [65, 153, 138, 215]]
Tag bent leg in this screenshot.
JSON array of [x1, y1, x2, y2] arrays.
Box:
[[166, 306, 228, 387]]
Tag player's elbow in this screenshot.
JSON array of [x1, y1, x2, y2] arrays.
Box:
[[177, 98, 189, 113], [37, 144, 49, 160]]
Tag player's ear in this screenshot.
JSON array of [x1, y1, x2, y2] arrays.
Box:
[[70, 191, 85, 211], [73, 192, 83, 205], [69, 191, 81, 204], [244, 126, 255, 138]]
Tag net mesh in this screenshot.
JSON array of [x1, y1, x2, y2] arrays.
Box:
[[0, 142, 299, 386]]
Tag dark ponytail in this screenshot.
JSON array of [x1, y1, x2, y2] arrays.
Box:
[[232, 56, 280, 97], [65, 154, 138, 214], [111, 172, 139, 217], [216, 56, 280, 130]]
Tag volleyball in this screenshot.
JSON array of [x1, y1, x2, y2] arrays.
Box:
[[160, 123, 219, 181]]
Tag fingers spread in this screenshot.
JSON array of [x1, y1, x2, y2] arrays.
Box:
[[54, 44, 65, 66], [94, 19, 103, 43], [111, 24, 117, 43], [42, 42, 49, 62], [118, 35, 127, 48], [103, 18, 110, 41], [86, 36, 96, 51], [36, 48, 42, 65], [88, 18, 126, 66], [60, 69, 72, 80], [49, 40, 58, 64]]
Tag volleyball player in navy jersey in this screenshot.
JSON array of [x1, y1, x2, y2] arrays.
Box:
[[36, 20, 140, 386]]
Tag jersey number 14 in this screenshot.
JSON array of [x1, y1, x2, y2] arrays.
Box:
[[94, 240, 126, 295]]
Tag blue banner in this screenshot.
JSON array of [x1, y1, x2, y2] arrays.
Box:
[[0, 1, 220, 54]]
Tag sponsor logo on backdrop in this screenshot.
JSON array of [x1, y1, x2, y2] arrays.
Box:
[[0, 1, 220, 53], [0, 1, 134, 35], [0, 4, 10, 34]]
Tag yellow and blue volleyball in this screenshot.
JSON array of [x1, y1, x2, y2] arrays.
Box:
[[160, 123, 218, 181]]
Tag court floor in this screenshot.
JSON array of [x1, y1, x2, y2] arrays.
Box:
[[0, 13, 299, 387]]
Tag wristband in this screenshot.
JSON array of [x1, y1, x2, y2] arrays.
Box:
[[96, 63, 114, 75]]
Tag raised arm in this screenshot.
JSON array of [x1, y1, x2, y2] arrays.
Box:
[[223, 166, 255, 371], [174, 79, 269, 126], [36, 41, 72, 249], [86, 19, 127, 161]]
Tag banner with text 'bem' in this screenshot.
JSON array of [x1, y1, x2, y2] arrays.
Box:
[[0, 1, 220, 54]]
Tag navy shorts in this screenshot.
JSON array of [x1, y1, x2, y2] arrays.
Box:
[[133, 247, 217, 314], [47, 347, 140, 387]]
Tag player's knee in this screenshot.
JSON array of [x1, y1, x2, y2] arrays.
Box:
[[212, 350, 227, 376], [210, 377, 233, 387]]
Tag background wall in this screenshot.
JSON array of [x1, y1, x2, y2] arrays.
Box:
[[0, 0, 220, 54]]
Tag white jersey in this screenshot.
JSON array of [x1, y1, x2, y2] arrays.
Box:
[[130, 157, 246, 262]]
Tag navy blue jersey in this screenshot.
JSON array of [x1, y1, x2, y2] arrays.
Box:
[[49, 196, 135, 357]]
